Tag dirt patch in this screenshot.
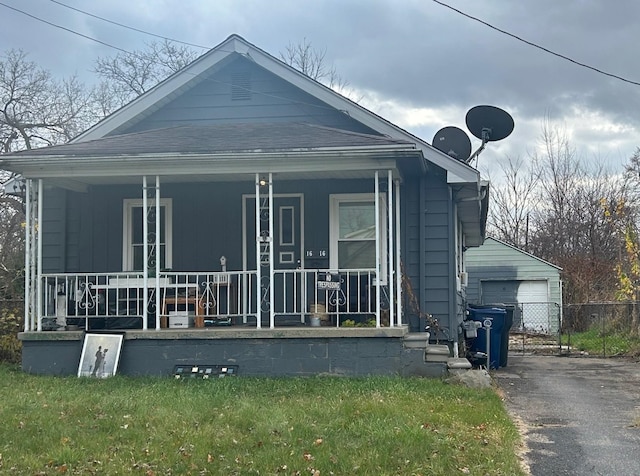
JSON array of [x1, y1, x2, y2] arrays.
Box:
[[508, 412, 532, 476]]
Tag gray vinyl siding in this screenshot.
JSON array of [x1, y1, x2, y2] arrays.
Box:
[[41, 187, 66, 273], [53, 178, 383, 274], [422, 173, 456, 332], [121, 55, 377, 136], [465, 237, 562, 306], [65, 192, 81, 271]]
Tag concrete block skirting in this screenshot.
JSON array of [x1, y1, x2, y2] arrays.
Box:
[[19, 327, 448, 378]]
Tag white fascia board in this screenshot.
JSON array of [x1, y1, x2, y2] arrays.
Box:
[[447, 168, 480, 184], [6, 149, 404, 179], [15, 158, 397, 179]]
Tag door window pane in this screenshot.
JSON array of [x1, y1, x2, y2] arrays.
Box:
[[280, 206, 294, 246]]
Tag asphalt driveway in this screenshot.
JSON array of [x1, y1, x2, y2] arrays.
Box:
[[494, 355, 640, 476]]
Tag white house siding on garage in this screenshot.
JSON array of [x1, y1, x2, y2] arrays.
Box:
[[465, 238, 562, 334]]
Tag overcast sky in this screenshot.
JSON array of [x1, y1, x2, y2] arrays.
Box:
[[1, 0, 638, 176]]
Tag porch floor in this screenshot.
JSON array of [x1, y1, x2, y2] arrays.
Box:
[[20, 325, 409, 342]]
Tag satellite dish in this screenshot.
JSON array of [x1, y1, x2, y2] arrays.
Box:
[[465, 105, 514, 142], [432, 126, 472, 162]]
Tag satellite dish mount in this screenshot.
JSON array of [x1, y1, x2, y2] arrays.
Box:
[[465, 105, 514, 164]]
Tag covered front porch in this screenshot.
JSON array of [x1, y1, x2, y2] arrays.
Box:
[[23, 168, 406, 333]]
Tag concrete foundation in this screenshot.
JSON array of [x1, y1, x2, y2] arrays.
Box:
[[19, 327, 448, 378]]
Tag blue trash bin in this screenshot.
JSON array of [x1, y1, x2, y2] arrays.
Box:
[[467, 305, 507, 369]]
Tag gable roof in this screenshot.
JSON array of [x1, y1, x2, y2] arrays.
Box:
[[480, 237, 562, 271], [75, 34, 479, 184]]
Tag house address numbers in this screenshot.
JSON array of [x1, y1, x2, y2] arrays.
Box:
[[305, 250, 327, 258]]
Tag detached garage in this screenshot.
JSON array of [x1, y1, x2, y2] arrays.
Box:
[[464, 237, 563, 334]]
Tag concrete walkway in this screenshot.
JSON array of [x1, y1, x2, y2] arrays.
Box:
[[494, 355, 640, 476]]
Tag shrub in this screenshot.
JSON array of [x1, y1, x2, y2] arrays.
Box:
[[0, 300, 23, 364]]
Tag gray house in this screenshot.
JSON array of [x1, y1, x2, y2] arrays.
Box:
[[465, 237, 563, 333], [3, 35, 489, 376]]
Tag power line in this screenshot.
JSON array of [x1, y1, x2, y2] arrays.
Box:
[[48, 0, 210, 50], [0, 1, 344, 114], [432, 0, 640, 87], [0, 1, 129, 54]]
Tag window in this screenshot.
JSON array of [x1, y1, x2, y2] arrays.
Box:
[[329, 194, 387, 278], [123, 199, 173, 271]]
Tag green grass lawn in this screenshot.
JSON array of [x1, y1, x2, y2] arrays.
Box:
[[0, 364, 525, 475], [562, 328, 640, 356]]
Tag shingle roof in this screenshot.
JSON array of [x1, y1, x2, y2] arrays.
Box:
[[13, 122, 414, 157]]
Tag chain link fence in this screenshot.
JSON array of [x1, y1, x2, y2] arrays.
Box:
[[505, 301, 640, 357], [562, 302, 640, 357], [508, 302, 562, 355]]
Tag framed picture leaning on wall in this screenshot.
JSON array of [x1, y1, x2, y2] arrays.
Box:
[[77, 333, 124, 378]]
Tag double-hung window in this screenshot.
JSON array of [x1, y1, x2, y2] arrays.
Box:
[[329, 193, 387, 281], [122, 199, 173, 271]]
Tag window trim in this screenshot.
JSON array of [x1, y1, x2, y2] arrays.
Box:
[[329, 193, 387, 282], [122, 198, 173, 272]]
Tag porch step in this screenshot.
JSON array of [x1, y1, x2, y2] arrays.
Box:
[[447, 358, 472, 370], [424, 344, 451, 362], [403, 333, 429, 349]]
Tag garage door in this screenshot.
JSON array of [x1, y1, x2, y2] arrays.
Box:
[[481, 280, 553, 333], [480, 280, 518, 304], [517, 281, 548, 303]]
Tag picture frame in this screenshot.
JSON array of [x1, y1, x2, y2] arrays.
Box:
[[77, 332, 124, 378]]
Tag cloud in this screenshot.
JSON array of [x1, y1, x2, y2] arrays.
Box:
[[0, 0, 638, 170]]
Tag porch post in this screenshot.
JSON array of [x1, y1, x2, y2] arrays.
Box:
[[142, 176, 149, 330], [154, 176, 161, 330], [254, 174, 261, 329], [36, 179, 43, 331], [268, 172, 275, 329], [387, 170, 394, 327], [374, 171, 381, 327], [23, 180, 32, 331], [395, 179, 402, 326]]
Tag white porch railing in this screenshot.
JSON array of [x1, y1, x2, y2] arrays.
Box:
[[36, 269, 395, 331], [272, 269, 390, 326]]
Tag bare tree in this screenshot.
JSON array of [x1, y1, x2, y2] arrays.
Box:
[[0, 49, 94, 152], [486, 155, 540, 250], [525, 123, 636, 303], [0, 49, 97, 298], [93, 40, 199, 113], [0, 171, 24, 298], [279, 38, 362, 102]]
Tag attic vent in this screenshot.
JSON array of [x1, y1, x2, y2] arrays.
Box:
[[231, 71, 252, 101]]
